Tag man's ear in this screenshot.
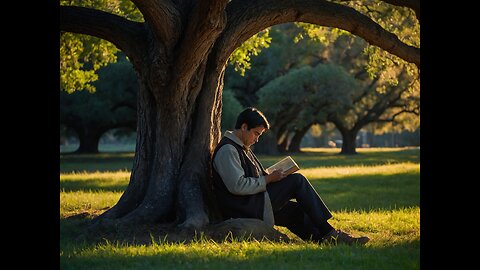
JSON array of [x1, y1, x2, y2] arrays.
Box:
[[241, 123, 248, 131]]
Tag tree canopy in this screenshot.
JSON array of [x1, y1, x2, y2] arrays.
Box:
[[61, 0, 420, 93]]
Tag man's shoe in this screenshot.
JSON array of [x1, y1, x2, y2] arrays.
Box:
[[321, 229, 370, 246]]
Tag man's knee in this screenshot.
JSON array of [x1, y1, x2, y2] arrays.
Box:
[[287, 173, 307, 186]]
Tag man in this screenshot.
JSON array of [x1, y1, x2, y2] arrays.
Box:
[[212, 107, 369, 245]]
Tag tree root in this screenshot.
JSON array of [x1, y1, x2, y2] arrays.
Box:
[[74, 216, 290, 245]]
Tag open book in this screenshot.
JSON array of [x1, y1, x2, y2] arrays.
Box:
[[265, 156, 300, 176]]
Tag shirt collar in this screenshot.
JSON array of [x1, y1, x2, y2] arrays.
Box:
[[224, 130, 248, 150]]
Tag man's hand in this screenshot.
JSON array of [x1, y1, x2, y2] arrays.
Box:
[[265, 169, 285, 184]]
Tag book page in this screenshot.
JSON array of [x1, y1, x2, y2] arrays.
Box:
[[265, 156, 300, 175]]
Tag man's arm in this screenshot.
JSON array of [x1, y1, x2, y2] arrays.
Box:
[[213, 145, 267, 195]]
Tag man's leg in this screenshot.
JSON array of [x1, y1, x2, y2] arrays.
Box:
[[267, 173, 333, 228], [273, 201, 333, 242], [267, 173, 370, 245]]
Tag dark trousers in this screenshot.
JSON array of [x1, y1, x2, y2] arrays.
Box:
[[266, 173, 334, 241]]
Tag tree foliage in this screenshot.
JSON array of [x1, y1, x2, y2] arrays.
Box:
[[60, 53, 138, 152], [256, 61, 358, 153], [60, 0, 143, 93], [60, 53, 137, 123], [356, 0, 419, 80], [226, 24, 328, 106], [258, 63, 357, 128], [228, 30, 272, 76]]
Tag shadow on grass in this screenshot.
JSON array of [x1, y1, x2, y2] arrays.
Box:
[[60, 232, 420, 270], [60, 152, 135, 173]]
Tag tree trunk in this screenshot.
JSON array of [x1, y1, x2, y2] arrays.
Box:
[[340, 130, 358, 155], [288, 125, 311, 153], [89, 56, 225, 232], [75, 127, 102, 154]]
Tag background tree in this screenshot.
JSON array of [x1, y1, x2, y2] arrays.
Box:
[[256, 63, 357, 154], [60, 0, 420, 233], [328, 67, 419, 154], [236, 27, 419, 155], [312, 32, 420, 154], [60, 53, 138, 153]]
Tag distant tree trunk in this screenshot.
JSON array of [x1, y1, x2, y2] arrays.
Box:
[[339, 130, 358, 155], [288, 124, 311, 152], [75, 128, 102, 154]]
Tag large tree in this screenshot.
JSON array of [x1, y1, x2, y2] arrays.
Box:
[[60, 0, 420, 231]]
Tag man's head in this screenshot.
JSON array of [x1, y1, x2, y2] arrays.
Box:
[[234, 107, 270, 147]]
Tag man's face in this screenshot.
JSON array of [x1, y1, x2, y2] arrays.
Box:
[[242, 124, 266, 147]]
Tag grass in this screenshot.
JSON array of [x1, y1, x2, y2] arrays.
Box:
[[60, 147, 420, 270]]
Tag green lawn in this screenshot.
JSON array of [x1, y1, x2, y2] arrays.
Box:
[[60, 147, 420, 270]]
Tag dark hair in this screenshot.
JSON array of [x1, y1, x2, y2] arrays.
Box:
[[235, 107, 270, 130]]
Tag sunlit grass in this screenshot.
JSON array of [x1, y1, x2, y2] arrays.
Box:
[[328, 207, 420, 246], [60, 191, 122, 218], [302, 147, 419, 153], [60, 171, 130, 192], [301, 162, 419, 179]]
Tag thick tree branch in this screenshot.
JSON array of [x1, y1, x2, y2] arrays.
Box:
[[377, 108, 417, 122], [215, 0, 419, 68], [60, 5, 147, 60], [130, 0, 181, 52]]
